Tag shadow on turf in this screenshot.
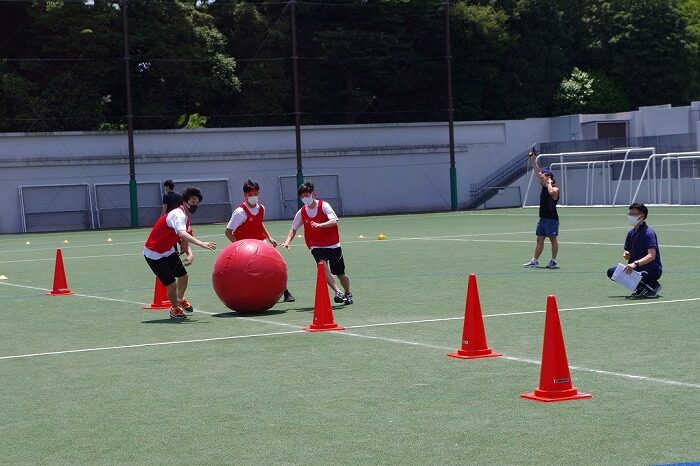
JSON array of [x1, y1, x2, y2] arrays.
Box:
[[141, 318, 207, 324], [211, 309, 288, 318], [291, 305, 347, 313], [607, 295, 663, 299], [210, 305, 345, 315]]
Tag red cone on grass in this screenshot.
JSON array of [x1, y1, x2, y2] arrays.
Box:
[[304, 262, 345, 332], [521, 295, 591, 402], [144, 277, 171, 310], [47, 248, 74, 296], [447, 274, 502, 359]]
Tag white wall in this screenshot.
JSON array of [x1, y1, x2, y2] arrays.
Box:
[[2, 101, 699, 233], [0, 119, 549, 233]]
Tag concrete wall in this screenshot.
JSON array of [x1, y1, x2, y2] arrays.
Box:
[[572, 103, 699, 143], [2, 101, 699, 233], [0, 119, 549, 233]]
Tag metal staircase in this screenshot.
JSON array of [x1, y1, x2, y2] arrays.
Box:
[[466, 149, 530, 209]]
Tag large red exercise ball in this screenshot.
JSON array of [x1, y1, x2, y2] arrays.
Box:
[[212, 239, 288, 313]]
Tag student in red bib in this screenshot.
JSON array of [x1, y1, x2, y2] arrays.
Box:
[[144, 186, 217, 320], [281, 180, 352, 305], [225, 179, 295, 302]]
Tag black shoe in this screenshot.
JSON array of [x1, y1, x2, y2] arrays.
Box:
[[646, 284, 662, 298], [334, 291, 346, 303], [630, 286, 649, 299], [283, 290, 295, 302], [344, 292, 353, 305]]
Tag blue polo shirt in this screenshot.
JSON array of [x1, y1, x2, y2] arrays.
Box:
[[624, 223, 662, 275]]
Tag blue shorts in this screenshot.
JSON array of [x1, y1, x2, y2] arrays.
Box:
[[536, 218, 559, 237]]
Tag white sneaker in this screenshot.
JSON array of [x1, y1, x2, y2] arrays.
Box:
[[546, 259, 558, 269], [522, 259, 539, 268]]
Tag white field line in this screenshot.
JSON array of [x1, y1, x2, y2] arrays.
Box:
[[364, 223, 700, 238], [344, 296, 700, 329], [0, 253, 141, 264], [2, 221, 700, 255], [4, 236, 700, 265], [0, 330, 306, 361], [335, 332, 700, 390], [411, 237, 700, 249], [0, 281, 150, 306], [0, 211, 697, 248], [2, 280, 699, 389], [5, 279, 699, 321], [0, 233, 221, 254], [0, 281, 306, 321]]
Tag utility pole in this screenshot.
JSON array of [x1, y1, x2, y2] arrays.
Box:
[[122, 0, 138, 226], [290, 0, 304, 204], [445, 1, 458, 210]]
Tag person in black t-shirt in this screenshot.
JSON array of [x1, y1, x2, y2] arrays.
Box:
[[161, 180, 182, 217], [523, 147, 560, 269]]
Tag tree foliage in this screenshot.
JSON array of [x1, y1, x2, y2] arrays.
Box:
[[581, 0, 696, 108], [0, 0, 699, 131], [554, 67, 629, 115]]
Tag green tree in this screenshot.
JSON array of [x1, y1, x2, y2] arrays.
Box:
[[3, 0, 700, 131], [450, 1, 510, 120], [208, 0, 290, 126], [295, 0, 444, 125], [0, 0, 240, 131], [487, 0, 587, 118], [0, 1, 121, 131], [126, 0, 240, 129], [582, 0, 697, 108], [677, 0, 700, 100], [554, 67, 629, 114]]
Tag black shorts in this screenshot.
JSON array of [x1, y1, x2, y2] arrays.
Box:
[[145, 252, 187, 286], [311, 247, 346, 275]]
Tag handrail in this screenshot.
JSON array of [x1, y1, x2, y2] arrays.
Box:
[[468, 149, 529, 209]]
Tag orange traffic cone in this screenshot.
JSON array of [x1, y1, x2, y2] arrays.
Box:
[[47, 248, 74, 296], [447, 274, 502, 359], [304, 262, 345, 332], [521, 295, 591, 402], [143, 277, 171, 310]]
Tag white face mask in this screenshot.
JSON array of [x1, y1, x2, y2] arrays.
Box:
[[301, 196, 314, 207], [246, 195, 259, 206], [628, 215, 641, 226]]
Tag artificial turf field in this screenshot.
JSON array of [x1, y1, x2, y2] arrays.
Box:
[[1, 206, 699, 465]]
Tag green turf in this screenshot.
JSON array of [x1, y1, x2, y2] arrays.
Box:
[[1, 207, 699, 464]]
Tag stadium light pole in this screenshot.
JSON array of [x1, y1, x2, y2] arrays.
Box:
[[121, 0, 138, 227], [445, 0, 458, 210], [290, 0, 304, 205]]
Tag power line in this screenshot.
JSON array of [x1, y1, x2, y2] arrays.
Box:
[[3, 55, 442, 62], [0, 108, 443, 122]]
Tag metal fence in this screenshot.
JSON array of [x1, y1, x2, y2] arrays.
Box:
[[171, 179, 232, 225], [523, 149, 700, 207], [20, 184, 94, 232], [94, 182, 162, 229], [279, 175, 343, 219], [18, 179, 232, 232]]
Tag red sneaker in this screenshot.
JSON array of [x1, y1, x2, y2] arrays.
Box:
[[169, 307, 187, 320], [179, 298, 194, 313]]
